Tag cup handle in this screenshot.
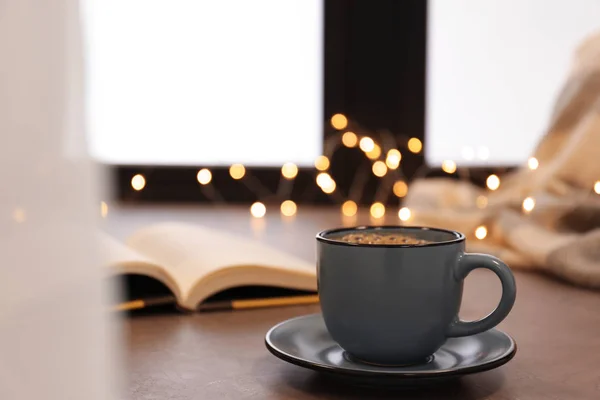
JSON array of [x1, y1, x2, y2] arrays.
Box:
[[446, 253, 517, 338]]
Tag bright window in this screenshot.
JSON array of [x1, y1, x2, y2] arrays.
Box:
[[83, 0, 323, 166], [427, 0, 600, 166]]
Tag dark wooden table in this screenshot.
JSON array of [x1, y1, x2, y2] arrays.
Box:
[[106, 205, 600, 400]]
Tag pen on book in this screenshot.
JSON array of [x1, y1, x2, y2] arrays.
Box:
[[112, 294, 320, 312], [198, 294, 320, 312], [112, 295, 177, 312]]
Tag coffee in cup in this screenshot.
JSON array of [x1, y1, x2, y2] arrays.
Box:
[[316, 225, 516, 366]]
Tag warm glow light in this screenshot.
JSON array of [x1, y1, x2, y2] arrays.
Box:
[[366, 144, 382, 160], [359, 137, 375, 153], [370, 202, 385, 219], [486, 174, 500, 191], [528, 157, 539, 170], [100, 201, 108, 218], [393, 181, 408, 198], [475, 225, 488, 240], [595, 181, 600, 194], [314, 155, 330, 171], [229, 164, 246, 179], [281, 162, 298, 179], [331, 113, 348, 130], [398, 207, 411, 221], [322, 180, 336, 194], [197, 168, 212, 185], [372, 161, 387, 177], [441, 160, 457, 174], [131, 174, 146, 191], [407, 138, 423, 154], [385, 149, 401, 169], [280, 200, 297, 217], [316, 172, 332, 187], [342, 131, 358, 148], [12, 208, 26, 223], [316, 172, 336, 193], [522, 197, 535, 213], [341, 200, 358, 217], [476, 195, 488, 209], [250, 202, 266, 218]]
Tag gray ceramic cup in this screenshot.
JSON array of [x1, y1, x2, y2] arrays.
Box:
[[316, 226, 516, 366]]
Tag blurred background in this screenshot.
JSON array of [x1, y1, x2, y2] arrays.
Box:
[[3, 1, 600, 399], [82, 0, 600, 210]]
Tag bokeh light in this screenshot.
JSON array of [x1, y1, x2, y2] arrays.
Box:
[[372, 161, 387, 177], [341, 200, 358, 217], [407, 138, 422, 154], [314, 155, 330, 171], [441, 160, 457, 174], [197, 168, 212, 185], [250, 202, 266, 218], [229, 164, 246, 179], [370, 202, 385, 219], [280, 200, 297, 217], [342, 131, 358, 148], [486, 174, 500, 191], [393, 181, 408, 198], [398, 207, 411, 221], [331, 113, 348, 130], [281, 162, 298, 179], [131, 174, 146, 191]]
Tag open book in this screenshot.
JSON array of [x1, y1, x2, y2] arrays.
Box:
[[101, 222, 317, 311]]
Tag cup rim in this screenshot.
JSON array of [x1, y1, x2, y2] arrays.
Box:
[[316, 225, 465, 248]]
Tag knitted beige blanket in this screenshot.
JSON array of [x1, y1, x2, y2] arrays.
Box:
[[404, 32, 600, 288]]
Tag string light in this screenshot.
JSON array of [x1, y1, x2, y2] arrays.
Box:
[[595, 181, 600, 194], [331, 113, 348, 130], [359, 137, 375, 153], [314, 155, 330, 171], [486, 174, 500, 191], [441, 160, 457, 174], [250, 202, 266, 218], [341, 200, 358, 217], [528, 157, 539, 170], [197, 168, 212, 185], [398, 207, 411, 221], [12, 207, 26, 223], [229, 164, 246, 180], [407, 138, 423, 154], [370, 202, 385, 219], [322, 180, 336, 194], [366, 144, 382, 160], [522, 197, 535, 213], [475, 225, 487, 240], [342, 131, 358, 147], [393, 181, 408, 197], [131, 174, 146, 191], [280, 200, 297, 217], [281, 162, 298, 179], [316, 172, 336, 193], [386, 149, 401, 169], [100, 201, 108, 218], [372, 161, 387, 177], [316, 172, 332, 188], [476, 195, 488, 209]]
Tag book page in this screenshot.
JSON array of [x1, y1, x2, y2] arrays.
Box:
[[125, 222, 316, 302], [98, 231, 181, 300]]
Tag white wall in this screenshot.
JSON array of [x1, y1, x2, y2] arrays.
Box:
[[426, 0, 600, 166], [83, 0, 323, 166]]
